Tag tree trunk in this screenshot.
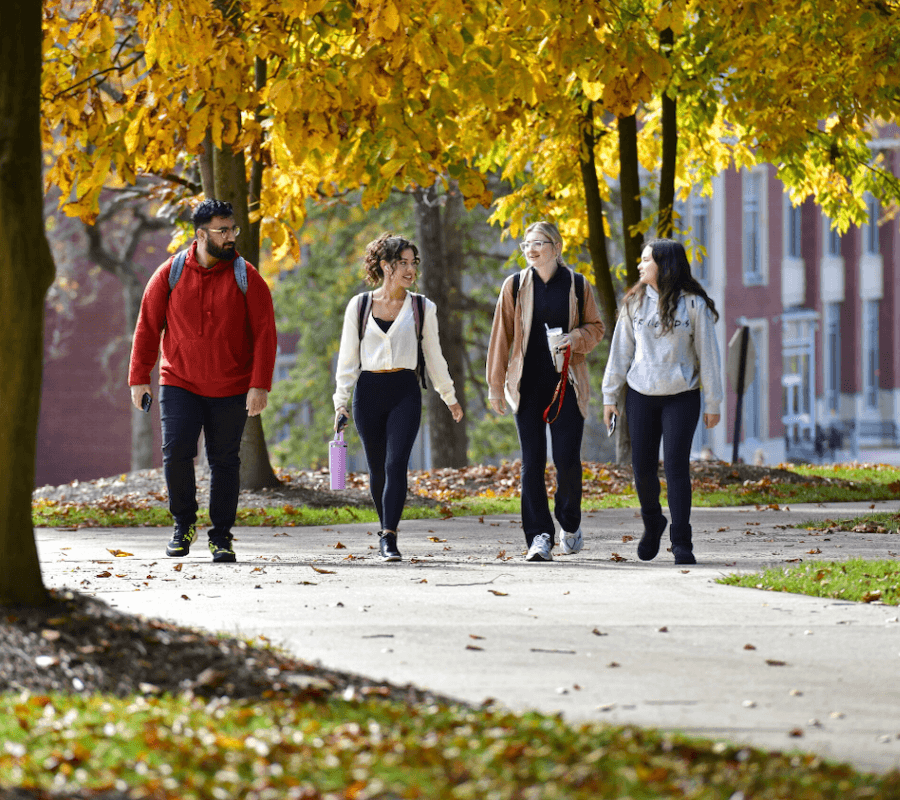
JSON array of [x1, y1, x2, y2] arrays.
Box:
[[658, 27, 677, 239], [201, 141, 279, 490], [579, 104, 616, 340], [0, 2, 54, 606], [413, 183, 468, 468], [618, 114, 643, 286]]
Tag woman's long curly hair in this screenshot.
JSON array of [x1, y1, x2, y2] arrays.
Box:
[[622, 238, 719, 334], [363, 233, 419, 285]]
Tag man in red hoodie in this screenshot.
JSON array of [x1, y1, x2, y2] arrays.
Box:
[[128, 200, 277, 563]]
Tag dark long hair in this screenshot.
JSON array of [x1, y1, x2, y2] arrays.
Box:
[[363, 233, 419, 285], [622, 238, 718, 334]]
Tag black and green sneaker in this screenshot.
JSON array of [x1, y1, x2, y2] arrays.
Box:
[[209, 537, 236, 563], [166, 523, 196, 557]]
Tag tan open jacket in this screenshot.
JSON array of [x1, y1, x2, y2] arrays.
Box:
[[486, 266, 605, 418]]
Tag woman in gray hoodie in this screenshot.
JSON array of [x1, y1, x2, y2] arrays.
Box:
[[602, 239, 723, 564]]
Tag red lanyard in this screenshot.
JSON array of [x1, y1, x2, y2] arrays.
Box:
[[543, 344, 571, 424]]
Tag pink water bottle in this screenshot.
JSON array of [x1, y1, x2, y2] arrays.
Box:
[[329, 431, 347, 490]]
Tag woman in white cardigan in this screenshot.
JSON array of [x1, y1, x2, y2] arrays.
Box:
[[333, 233, 463, 562]]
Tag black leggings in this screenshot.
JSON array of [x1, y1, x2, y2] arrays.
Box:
[[625, 387, 701, 529], [353, 370, 421, 532]]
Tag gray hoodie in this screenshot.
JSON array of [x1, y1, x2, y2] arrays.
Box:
[[601, 285, 724, 415]]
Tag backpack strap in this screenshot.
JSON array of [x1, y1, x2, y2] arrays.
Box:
[[168, 249, 248, 296], [411, 293, 427, 389], [574, 272, 585, 328], [233, 256, 248, 295], [167, 249, 189, 294], [357, 292, 372, 340]]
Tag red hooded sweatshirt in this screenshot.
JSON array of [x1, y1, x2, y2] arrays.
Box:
[[128, 241, 277, 397]]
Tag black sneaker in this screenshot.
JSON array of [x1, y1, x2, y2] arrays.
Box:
[[378, 531, 401, 562], [209, 537, 237, 563], [166, 524, 196, 557]]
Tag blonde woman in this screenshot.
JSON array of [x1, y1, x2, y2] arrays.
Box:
[[486, 222, 604, 561]]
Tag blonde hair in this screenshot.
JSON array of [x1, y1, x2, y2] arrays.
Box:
[[524, 221, 565, 267]]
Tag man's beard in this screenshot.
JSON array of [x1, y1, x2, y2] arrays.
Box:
[[207, 240, 236, 261]]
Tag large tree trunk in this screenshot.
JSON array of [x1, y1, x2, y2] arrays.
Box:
[[413, 183, 468, 468], [579, 104, 616, 340], [200, 140, 279, 490], [0, 2, 54, 606], [658, 27, 677, 239], [617, 114, 643, 287]]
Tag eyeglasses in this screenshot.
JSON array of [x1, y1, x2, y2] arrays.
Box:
[[519, 240, 553, 252], [204, 225, 241, 237]]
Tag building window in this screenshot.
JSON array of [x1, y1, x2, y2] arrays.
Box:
[[743, 171, 764, 285], [864, 194, 879, 255], [823, 303, 841, 415], [741, 325, 764, 441], [826, 223, 841, 257], [864, 299, 880, 410], [692, 194, 710, 284], [785, 198, 802, 259]]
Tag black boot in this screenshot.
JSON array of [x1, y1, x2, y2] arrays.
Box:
[[378, 531, 402, 562], [669, 524, 696, 565], [637, 513, 667, 561]]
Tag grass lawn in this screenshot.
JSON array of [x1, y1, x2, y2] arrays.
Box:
[[31, 463, 900, 530], [3, 692, 899, 798], [717, 557, 900, 606]]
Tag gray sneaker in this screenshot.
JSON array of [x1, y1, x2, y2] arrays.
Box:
[[525, 533, 553, 562], [560, 527, 583, 555]]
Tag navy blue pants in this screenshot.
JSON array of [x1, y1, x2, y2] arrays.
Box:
[[160, 385, 248, 540], [515, 375, 584, 546], [625, 387, 701, 529], [353, 370, 421, 532]]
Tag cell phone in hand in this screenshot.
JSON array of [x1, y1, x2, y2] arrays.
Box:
[[336, 413, 349, 433], [141, 392, 152, 413], [607, 413, 617, 437]]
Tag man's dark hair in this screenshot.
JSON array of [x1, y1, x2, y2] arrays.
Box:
[[192, 199, 234, 230]]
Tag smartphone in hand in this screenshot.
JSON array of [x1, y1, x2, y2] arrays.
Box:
[[336, 413, 349, 433], [607, 413, 617, 438], [141, 393, 152, 413]]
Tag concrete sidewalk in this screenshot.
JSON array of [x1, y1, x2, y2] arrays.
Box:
[[35, 500, 900, 774]]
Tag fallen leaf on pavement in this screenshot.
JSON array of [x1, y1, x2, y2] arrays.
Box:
[[488, 590, 508, 596], [107, 549, 133, 557], [766, 659, 788, 666], [311, 566, 336, 574], [173, 563, 183, 572]]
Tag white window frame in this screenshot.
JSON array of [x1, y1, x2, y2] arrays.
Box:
[[863, 299, 880, 411], [742, 167, 768, 286], [691, 194, 710, 285], [863, 194, 880, 256], [824, 219, 841, 258], [736, 317, 769, 442], [784, 195, 802, 259], [823, 302, 841, 416]]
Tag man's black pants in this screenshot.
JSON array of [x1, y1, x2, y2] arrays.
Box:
[[160, 385, 248, 540]]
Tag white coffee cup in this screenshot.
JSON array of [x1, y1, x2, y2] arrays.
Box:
[[545, 324, 567, 372]]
